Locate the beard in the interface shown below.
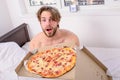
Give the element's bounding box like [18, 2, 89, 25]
[42, 26, 58, 37]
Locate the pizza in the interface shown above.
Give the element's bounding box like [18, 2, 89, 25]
[25, 47, 76, 78]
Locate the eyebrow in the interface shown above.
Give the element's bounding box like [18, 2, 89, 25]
[41, 17, 45, 19]
[41, 16, 52, 19]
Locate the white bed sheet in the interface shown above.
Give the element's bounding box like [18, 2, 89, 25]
[86, 47, 120, 80]
[0, 42, 27, 80]
[22, 42, 30, 53]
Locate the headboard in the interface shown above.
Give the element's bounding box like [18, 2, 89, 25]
[0, 23, 30, 47]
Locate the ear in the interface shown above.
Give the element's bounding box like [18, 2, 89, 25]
[57, 21, 60, 28]
[57, 25, 59, 28]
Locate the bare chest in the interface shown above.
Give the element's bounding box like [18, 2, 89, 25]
[41, 38, 65, 47]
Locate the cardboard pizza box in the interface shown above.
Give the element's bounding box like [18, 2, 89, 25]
[15, 42, 112, 80]
[75, 46, 112, 80]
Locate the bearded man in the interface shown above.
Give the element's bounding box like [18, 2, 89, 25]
[29, 6, 80, 51]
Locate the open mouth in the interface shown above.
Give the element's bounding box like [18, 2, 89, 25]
[46, 29, 52, 31]
[46, 28, 53, 33]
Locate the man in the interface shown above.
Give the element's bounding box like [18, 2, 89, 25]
[29, 6, 80, 51]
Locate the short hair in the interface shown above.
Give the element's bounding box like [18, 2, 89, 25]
[37, 6, 61, 22]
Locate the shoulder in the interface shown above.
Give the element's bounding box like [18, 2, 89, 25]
[31, 32, 43, 41]
[60, 29, 77, 37]
[60, 29, 73, 34]
[30, 32, 44, 45]
[60, 29, 80, 47]
[29, 32, 43, 51]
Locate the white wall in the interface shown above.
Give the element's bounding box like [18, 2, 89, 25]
[4, 0, 120, 48]
[0, 0, 13, 36]
[60, 15, 120, 48]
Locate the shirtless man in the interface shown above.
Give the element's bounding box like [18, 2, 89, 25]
[29, 6, 80, 51]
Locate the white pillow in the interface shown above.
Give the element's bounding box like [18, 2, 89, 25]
[0, 42, 26, 72]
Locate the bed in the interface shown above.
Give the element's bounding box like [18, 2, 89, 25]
[0, 23, 119, 80]
[0, 23, 34, 80]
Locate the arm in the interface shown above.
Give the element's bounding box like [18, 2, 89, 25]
[70, 34, 80, 47]
[29, 33, 42, 52]
[74, 35, 80, 47]
[63, 29, 80, 47]
[29, 40, 35, 52]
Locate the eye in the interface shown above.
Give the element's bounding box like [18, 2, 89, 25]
[49, 18, 53, 22]
[41, 19, 46, 22]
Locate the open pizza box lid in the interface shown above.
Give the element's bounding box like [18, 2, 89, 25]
[15, 42, 112, 80]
